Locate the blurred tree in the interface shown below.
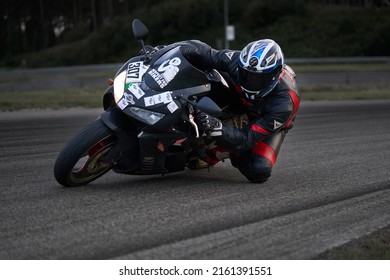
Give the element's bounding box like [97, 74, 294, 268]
[0, 0, 388, 67]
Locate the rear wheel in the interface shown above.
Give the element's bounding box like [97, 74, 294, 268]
[54, 119, 117, 187]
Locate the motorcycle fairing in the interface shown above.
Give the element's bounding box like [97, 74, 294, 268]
[144, 46, 208, 91]
[114, 46, 211, 130]
[108, 42, 219, 175]
[128, 130, 187, 175]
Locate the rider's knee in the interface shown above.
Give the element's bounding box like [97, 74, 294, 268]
[246, 156, 273, 183]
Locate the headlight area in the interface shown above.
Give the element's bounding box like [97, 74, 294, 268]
[129, 107, 165, 125]
[113, 71, 127, 103]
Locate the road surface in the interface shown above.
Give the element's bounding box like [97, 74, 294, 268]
[0, 100, 389, 259]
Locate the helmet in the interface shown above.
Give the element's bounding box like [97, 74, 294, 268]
[238, 39, 284, 98]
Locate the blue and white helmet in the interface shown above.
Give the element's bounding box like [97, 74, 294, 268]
[238, 39, 284, 98]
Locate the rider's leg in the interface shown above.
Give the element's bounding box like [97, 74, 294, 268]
[231, 130, 286, 183]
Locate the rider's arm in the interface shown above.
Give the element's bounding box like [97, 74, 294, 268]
[180, 40, 239, 74]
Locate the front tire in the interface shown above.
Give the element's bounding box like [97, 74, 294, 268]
[54, 118, 117, 187]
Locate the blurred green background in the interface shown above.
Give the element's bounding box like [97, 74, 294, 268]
[1, 0, 389, 68]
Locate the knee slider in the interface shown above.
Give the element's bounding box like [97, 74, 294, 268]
[246, 156, 273, 183]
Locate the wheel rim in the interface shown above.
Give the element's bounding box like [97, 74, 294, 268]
[69, 135, 116, 184]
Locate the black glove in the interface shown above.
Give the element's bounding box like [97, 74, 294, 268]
[196, 112, 223, 137]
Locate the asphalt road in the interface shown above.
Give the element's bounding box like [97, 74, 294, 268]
[0, 100, 390, 260]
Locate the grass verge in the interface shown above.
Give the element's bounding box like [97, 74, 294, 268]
[314, 225, 390, 259]
[0, 88, 103, 111]
[0, 84, 389, 111]
[290, 62, 390, 73]
[300, 84, 390, 101]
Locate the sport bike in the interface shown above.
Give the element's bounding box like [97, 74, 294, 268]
[54, 19, 241, 187]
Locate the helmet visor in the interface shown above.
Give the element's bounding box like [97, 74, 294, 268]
[238, 66, 281, 95]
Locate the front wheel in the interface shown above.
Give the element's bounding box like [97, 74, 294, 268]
[54, 118, 117, 187]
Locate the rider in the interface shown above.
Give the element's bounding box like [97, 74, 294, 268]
[180, 39, 300, 183]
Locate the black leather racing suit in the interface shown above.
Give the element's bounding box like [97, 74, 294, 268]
[181, 40, 300, 183]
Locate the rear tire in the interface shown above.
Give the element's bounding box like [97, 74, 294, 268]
[54, 119, 117, 187]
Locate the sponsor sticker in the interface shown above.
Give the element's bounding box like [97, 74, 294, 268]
[118, 98, 128, 110]
[151, 91, 173, 105]
[124, 92, 135, 105]
[148, 69, 168, 88]
[161, 91, 173, 104]
[144, 96, 155, 107]
[153, 94, 164, 105]
[148, 57, 181, 88]
[167, 101, 179, 113]
[142, 92, 173, 107]
[128, 83, 145, 99]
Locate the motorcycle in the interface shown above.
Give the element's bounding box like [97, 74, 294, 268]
[54, 19, 242, 187]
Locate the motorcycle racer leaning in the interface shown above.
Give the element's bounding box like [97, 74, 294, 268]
[180, 39, 300, 183]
